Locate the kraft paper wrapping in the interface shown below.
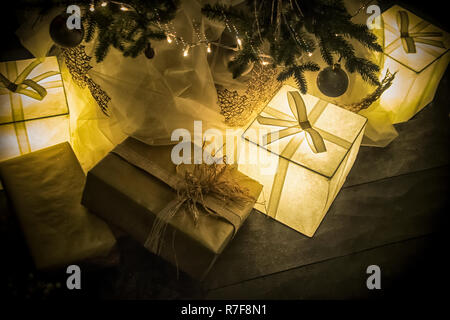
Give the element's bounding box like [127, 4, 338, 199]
[0, 142, 116, 270]
[0, 57, 70, 161]
[379, 5, 450, 123]
[82, 137, 262, 280]
[238, 85, 367, 237]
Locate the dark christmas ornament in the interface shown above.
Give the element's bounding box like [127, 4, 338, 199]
[144, 42, 155, 59]
[316, 64, 349, 97]
[49, 13, 84, 48]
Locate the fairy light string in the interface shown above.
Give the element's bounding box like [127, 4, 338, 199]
[85, 1, 273, 64]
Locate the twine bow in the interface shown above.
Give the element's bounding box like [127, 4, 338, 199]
[396, 10, 445, 54]
[256, 91, 326, 153]
[0, 58, 60, 100]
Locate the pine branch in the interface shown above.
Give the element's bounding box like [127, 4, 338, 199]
[204, 0, 384, 91]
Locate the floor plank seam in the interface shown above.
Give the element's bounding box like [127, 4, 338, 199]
[343, 163, 449, 190]
[207, 232, 437, 292]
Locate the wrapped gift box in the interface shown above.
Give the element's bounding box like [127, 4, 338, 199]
[379, 5, 450, 123]
[0, 56, 70, 161]
[0, 143, 116, 270]
[82, 137, 262, 280]
[238, 85, 367, 237]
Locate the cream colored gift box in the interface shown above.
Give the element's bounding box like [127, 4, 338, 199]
[237, 85, 367, 237]
[379, 5, 449, 124]
[0, 56, 69, 161]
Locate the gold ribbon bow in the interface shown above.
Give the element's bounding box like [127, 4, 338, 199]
[257, 91, 326, 153]
[0, 58, 60, 100]
[396, 10, 445, 54]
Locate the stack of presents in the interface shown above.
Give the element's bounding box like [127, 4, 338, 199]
[0, 5, 448, 280]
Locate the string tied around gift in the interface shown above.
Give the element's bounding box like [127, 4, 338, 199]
[0, 58, 60, 100]
[397, 10, 445, 54]
[111, 139, 255, 260]
[256, 91, 327, 153]
[146, 161, 254, 257]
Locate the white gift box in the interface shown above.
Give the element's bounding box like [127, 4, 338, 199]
[238, 85, 367, 237]
[0, 56, 70, 161]
[380, 5, 450, 123]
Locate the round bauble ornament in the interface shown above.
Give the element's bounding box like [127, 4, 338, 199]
[49, 13, 84, 47]
[316, 64, 349, 97]
[144, 43, 155, 59]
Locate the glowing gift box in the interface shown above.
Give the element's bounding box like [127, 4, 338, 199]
[238, 85, 367, 237]
[0, 57, 69, 161]
[380, 5, 450, 123]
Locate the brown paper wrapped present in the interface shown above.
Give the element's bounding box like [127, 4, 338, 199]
[82, 137, 262, 280]
[0, 142, 116, 270]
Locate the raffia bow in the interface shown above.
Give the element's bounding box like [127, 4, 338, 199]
[0, 58, 60, 100]
[147, 161, 254, 255]
[396, 10, 445, 54]
[257, 91, 326, 153]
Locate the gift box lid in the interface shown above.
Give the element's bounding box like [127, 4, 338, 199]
[0, 56, 68, 125]
[383, 5, 450, 73]
[242, 85, 367, 178]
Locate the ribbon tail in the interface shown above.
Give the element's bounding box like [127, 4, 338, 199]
[257, 115, 297, 127]
[16, 79, 47, 100]
[413, 38, 446, 49]
[401, 36, 417, 53]
[14, 58, 45, 84]
[262, 126, 302, 145]
[144, 198, 187, 255]
[304, 128, 327, 153]
[30, 70, 60, 83]
[0, 73, 15, 90]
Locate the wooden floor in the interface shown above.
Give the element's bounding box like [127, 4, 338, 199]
[0, 1, 448, 300]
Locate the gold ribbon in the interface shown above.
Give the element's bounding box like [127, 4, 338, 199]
[252, 91, 352, 220]
[0, 58, 60, 100]
[257, 91, 326, 153]
[0, 58, 62, 155]
[111, 139, 253, 256]
[386, 10, 445, 54]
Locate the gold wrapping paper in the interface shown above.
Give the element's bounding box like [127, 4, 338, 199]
[238, 85, 367, 237]
[0, 57, 70, 161]
[82, 137, 262, 280]
[380, 5, 450, 123]
[0, 143, 116, 270]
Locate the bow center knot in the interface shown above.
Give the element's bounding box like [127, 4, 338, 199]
[299, 120, 312, 130]
[6, 82, 18, 92]
[400, 31, 410, 38]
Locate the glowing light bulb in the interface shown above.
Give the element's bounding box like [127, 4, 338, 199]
[207, 43, 211, 53]
[89, 4, 95, 11]
[101, 1, 108, 7]
[167, 35, 172, 43]
[183, 47, 189, 57]
[237, 37, 242, 46]
[261, 60, 269, 65]
[308, 52, 313, 57]
[120, 5, 128, 11]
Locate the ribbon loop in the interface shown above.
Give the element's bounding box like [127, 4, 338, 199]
[257, 91, 327, 153]
[397, 10, 445, 53]
[0, 58, 59, 101]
